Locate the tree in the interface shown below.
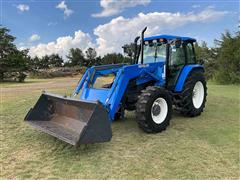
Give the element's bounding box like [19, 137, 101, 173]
[0, 27, 16, 58]
[85, 47, 97, 66]
[195, 41, 217, 80]
[94, 56, 102, 66]
[66, 48, 85, 66]
[39, 55, 50, 69]
[214, 31, 240, 84]
[0, 26, 17, 80]
[0, 26, 30, 82]
[4, 49, 30, 82]
[122, 43, 138, 60]
[48, 54, 63, 67]
[30, 56, 41, 71]
[102, 53, 130, 65]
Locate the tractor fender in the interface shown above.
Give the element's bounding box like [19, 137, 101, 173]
[174, 64, 204, 92]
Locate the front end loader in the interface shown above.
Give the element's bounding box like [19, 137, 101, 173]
[25, 27, 207, 145]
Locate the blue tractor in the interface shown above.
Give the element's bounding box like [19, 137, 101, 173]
[25, 27, 207, 145]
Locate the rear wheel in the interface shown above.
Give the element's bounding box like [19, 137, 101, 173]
[174, 70, 207, 117]
[136, 87, 172, 133]
[114, 108, 123, 120]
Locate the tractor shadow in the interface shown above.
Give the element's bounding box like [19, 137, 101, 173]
[34, 109, 195, 158]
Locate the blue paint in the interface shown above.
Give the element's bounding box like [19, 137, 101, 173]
[81, 88, 109, 104]
[75, 63, 203, 121]
[75, 62, 165, 121]
[144, 35, 196, 42]
[74, 35, 203, 122]
[174, 64, 204, 92]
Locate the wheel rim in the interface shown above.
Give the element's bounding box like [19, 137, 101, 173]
[192, 81, 204, 109]
[151, 98, 168, 124]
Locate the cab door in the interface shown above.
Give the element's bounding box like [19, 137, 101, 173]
[167, 42, 186, 89]
[185, 42, 197, 64]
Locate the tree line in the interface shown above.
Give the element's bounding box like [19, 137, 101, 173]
[0, 26, 239, 84]
[0, 27, 131, 81]
[194, 31, 240, 84]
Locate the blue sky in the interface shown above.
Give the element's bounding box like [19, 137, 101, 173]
[1, 0, 239, 58]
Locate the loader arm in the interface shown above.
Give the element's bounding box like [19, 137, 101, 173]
[75, 62, 165, 121]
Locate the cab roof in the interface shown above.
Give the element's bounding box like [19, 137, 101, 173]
[144, 35, 196, 42]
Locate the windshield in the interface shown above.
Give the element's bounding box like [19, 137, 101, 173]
[139, 42, 166, 64]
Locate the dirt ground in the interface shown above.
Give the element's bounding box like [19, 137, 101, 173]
[1, 77, 80, 94]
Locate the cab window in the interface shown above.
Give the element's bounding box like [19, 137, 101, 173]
[141, 42, 166, 64]
[186, 43, 196, 64]
[170, 44, 185, 66]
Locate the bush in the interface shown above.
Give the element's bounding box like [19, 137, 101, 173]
[3, 72, 27, 82]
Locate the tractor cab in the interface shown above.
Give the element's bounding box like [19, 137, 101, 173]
[141, 35, 197, 89]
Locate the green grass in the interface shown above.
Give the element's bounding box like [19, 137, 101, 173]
[1, 78, 239, 179]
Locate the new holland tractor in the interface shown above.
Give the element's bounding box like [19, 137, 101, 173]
[25, 27, 207, 145]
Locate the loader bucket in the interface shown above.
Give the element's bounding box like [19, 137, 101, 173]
[24, 93, 112, 145]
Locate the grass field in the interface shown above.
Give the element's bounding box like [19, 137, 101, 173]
[1, 77, 239, 179]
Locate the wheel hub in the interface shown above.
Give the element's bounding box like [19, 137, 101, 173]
[151, 98, 168, 124]
[193, 90, 196, 97]
[152, 104, 161, 116]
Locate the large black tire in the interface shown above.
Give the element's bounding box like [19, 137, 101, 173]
[174, 70, 207, 117]
[136, 86, 172, 133]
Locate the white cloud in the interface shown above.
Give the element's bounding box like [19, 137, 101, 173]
[192, 4, 200, 8]
[56, 1, 73, 19]
[29, 34, 40, 42]
[17, 4, 29, 12]
[92, 0, 151, 17]
[28, 31, 93, 60]
[94, 7, 229, 55]
[47, 22, 58, 26]
[26, 7, 228, 59]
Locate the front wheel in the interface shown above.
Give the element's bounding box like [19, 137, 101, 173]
[136, 87, 172, 133]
